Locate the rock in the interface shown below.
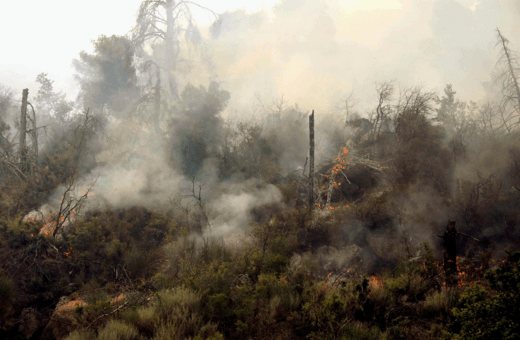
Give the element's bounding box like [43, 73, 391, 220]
[41, 294, 86, 340]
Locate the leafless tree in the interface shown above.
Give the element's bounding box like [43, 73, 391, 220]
[336, 90, 360, 123]
[131, 0, 217, 101]
[495, 28, 520, 127]
[51, 171, 97, 237]
[171, 176, 211, 234]
[370, 81, 394, 142]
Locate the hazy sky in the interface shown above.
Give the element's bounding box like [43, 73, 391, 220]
[0, 0, 278, 97]
[1, 0, 520, 113]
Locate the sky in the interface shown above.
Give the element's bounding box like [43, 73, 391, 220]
[0, 0, 278, 99]
[1, 0, 520, 113]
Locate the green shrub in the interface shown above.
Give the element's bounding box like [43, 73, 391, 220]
[341, 321, 381, 340]
[151, 286, 203, 338]
[422, 287, 460, 317]
[151, 272, 170, 290]
[63, 329, 95, 340]
[451, 251, 520, 340]
[289, 280, 351, 339]
[387, 270, 429, 302]
[124, 250, 157, 279]
[0, 273, 15, 330]
[134, 306, 156, 335]
[0, 274, 14, 303]
[194, 323, 224, 340]
[97, 320, 139, 340]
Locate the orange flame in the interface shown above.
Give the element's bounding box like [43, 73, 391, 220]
[369, 276, 384, 292]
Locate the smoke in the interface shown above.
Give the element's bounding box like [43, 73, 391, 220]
[200, 0, 520, 115]
[18, 0, 520, 273]
[207, 179, 284, 242]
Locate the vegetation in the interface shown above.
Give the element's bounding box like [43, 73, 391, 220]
[1, 1, 520, 339]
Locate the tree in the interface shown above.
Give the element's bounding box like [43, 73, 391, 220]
[369, 81, 394, 143]
[435, 84, 473, 162]
[393, 87, 452, 193]
[495, 28, 520, 130]
[0, 85, 14, 158]
[132, 0, 216, 102]
[34, 73, 73, 123]
[73, 35, 140, 115]
[168, 81, 230, 178]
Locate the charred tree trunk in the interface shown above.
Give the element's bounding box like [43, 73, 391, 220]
[19, 89, 28, 172]
[309, 110, 315, 207]
[443, 220, 458, 285]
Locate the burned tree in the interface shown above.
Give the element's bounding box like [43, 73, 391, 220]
[309, 110, 315, 206]
[497, 28, 520, 118]
[495, 28, 520, 129]
[19, 89, 28, 172]
[443, 220, 457, 282]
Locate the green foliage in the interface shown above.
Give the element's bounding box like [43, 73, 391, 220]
[0, 273, 15, 330]
[393, 92, 453, 194]
[0, 274, 14, 303]
[35, 73, 74, 122]
[149, 287, 203, 338]
[220, 121, 281, 182]
[64, 329, 96, 340]
[422, 287, 461, 317]
[168, 81, 230, 178]
[73, 35, 140, 113]
[451, 251, 520, 340]
[97, 320, 139, 340]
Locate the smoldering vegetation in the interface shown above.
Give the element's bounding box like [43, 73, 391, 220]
[1, 1, 520, 339]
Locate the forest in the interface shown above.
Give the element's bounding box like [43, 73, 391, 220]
[1, 1, 520, 339]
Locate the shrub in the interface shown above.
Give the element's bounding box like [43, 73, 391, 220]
[0, 274, 15, 303]
[387, 269, 430, 302]
[422, 287, 460, 317]
[289, 280, 351, 339]
[0, 273, 15, 330]
[124, 250, 157, 279]
[64, 329, 96, 340]
[97, 320, 139, 340]
[151, 286, 203, 338]
[451, 251, 520, 340]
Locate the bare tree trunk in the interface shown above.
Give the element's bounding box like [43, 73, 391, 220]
[309, 110, 315, 207]
[497, 28, 520, 114]
[154, 67, 162, 137]
[165, 0, 179, 101]
[19, 89, 28, 172]
[443, 220, 458, 285]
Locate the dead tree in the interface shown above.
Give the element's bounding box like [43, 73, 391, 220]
[370, 82, 394, 142]
[337, 90, 359, 123]
[443, 220, 458, 283]
[495, 28, 520, 125]
[309, 110, 315, 206]
[132, 0, 217, 101]
[52, 173, 96, 237]
[19, 89, 28, 171]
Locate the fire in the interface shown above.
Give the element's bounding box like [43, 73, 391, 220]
[369, 276, 384, 292]
[38, 207, 80, 236]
